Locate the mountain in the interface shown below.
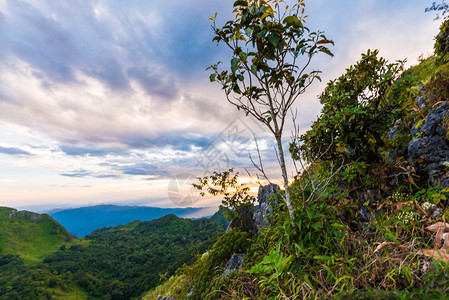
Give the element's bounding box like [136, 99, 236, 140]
[0, 207, 75, 264]
[49, 204, 205, 237]
[0, 212, 223, 299]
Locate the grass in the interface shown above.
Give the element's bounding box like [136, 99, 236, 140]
[46, 285, 90, 300]
[0, 206, 86, 264]
[142, 274, 190, 300]
[405, 55, 438, 88]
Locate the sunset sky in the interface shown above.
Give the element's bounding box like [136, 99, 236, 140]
[0, 0, 441, 213]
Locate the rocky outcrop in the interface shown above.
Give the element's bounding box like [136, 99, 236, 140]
[408, 102, 449, 187]
[9, 209, 42, 222]
[253, 183, 280, 232]
[222, 253, 245, 275]
[157, 296, 174, 300]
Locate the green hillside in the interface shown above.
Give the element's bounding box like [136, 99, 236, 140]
[0, 212, 223, 299]
[0, 207, 76, 264]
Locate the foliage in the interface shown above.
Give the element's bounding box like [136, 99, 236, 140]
[424, 62, 449, 104]
[403, 55, 438, 87]
[148, 45, 449, 299]
[435, 17, 449, 62]
[209, 207, 231, 230]
[0, 214, 222, 299]
[142, 274, 191, 300]
[179, 229, 252, 299]
[194, 169, 256, 233]
[426, 1, 449, 20]
[295, 49, 415, 165]
[0, 207, 75, 265]
[208, 0, 334, 220]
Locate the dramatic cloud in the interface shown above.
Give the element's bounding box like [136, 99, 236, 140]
[0, 0, 440, 211]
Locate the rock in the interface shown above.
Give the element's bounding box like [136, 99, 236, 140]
[358, 206, 371, 223]
[408, 102, 449, 187]
[253, 183, 280, 232]
[157, 296, 174, 300]
[9, 209, 42, 222]
[222, 253, 245, 276]
[422, 202, 444, 219]
[416, 94, 427, 110]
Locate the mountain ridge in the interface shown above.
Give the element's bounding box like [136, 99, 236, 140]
[49, 204, 207, 237]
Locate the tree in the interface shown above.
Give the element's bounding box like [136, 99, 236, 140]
[293, 50, 414, 164]
[208, 0, 333, 221]
[426, 1, 449, 19]
[193, 169, 256, 233]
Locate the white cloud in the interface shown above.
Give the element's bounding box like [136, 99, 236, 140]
[0, 0, 442, 211]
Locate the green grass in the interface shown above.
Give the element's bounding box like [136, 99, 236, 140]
[0, 206, 81, 264]
[44, 285, 90, 300]
[142, 274, 190, 300]
[405, 55, 438, 88]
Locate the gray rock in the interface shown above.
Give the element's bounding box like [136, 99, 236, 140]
[253, 184, 280, 231]
[222, 254, 245, 276]
[416, 95, 427, 110]
[408, 102, 449, 187]
[9, 209, 42, 222]
[157, 296, 174, 300]
[422, 202, 444, 219]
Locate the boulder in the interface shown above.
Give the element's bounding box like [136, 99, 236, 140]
[222, 253, 245, 276]
[408, 102, 449, 187]
[253, 183, 280, 231]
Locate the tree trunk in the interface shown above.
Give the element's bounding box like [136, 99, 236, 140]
[275, 134, 296, 221]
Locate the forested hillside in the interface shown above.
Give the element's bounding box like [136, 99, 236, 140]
[0, 207, 75, 264]
[0, 211, 222, 299]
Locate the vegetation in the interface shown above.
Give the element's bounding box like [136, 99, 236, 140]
[194, 169, 256, 233]
[0, 207, 75, 264]
[208, 0, 334, 220]
[6, 1, 449, 299]
[0, 212, 222, 299]
[294, 49, 414, 164]
[146, 3, 449, 299]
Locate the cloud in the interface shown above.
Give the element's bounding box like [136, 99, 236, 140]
[0, 145, 31, 156]
[122, 132, 211, 151]
[60, 170, 88, 178]
[60, 145, 125, 157]
[119, 163, 166, 176]
[61, 169, 120, 179]
[127, 66, 178, 98]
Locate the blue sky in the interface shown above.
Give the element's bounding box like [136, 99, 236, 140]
[0, 0, 441, 213]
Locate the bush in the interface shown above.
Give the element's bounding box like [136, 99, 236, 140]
[294, 49, 414, 164]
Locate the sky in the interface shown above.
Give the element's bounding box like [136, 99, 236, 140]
[0, 0, 441, 214]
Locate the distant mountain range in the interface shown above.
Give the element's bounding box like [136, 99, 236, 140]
[48, 205, 207, 237]
[0, 206, 223, 299]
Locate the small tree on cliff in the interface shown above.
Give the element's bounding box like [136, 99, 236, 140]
[208, 0, 333, 220]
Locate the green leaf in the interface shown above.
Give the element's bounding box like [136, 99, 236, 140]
[232, 83, 241, 94]
[233, 0, 247, 7]
[283, 15, 303, 28]
[209, 73, 216, 82]
[314, 255, 332, 261]
[231, 57, 238, 73]
[268, 33, 279, 47]
[319, 46, 334, 57]
[245, 27, 253, 36]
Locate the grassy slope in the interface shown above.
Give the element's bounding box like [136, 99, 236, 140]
[0, 207, 85, 264]
[143, 56, 448, 300]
